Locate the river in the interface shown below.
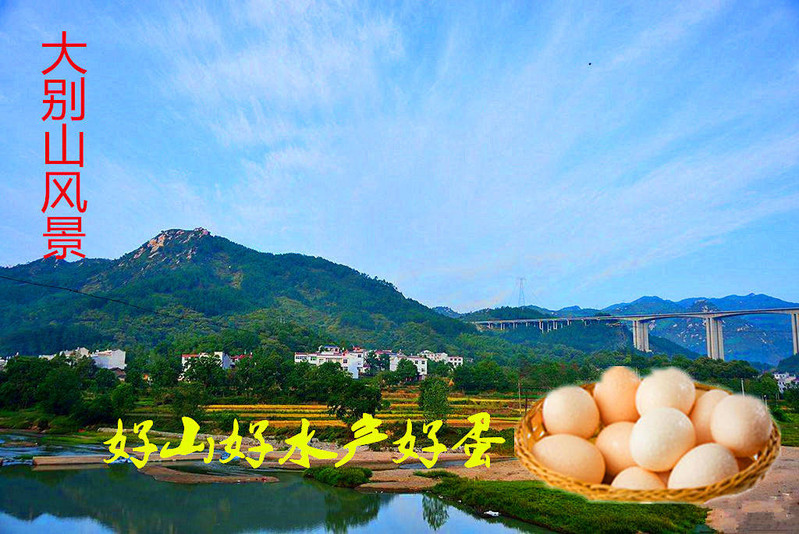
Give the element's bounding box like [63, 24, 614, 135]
[0, 434, 548, 533]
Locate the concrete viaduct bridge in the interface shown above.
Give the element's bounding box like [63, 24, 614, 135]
[472, 308, 799, 361]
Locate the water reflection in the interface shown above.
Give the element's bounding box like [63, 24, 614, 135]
[423, 494, 449, 530]
[0, 464, 543, 533]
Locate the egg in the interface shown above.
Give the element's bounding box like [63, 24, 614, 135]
[690, 389, 729, 444]
[532, 434, 605, 484]
[636, 367, 696, 416]
[594, 366, 640, 424]
[611, 466, 666, 490]
[595, 422, 636, 476]
[630, 407, 695, 472]
[668, 443, 738, 489]
[710, 395, 772, 457]
[542, 386, 600, 438]
[657, 470, 671, 486]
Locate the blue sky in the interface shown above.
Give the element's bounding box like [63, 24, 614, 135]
[1, 1, 798, 312]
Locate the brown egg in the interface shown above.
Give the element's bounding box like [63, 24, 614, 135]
[532, 434, 605, 484]
[710, 395, 772, 457]
[611, 466, 666, 490]
[595, 422, 636, 476]
[630, 407, 695, 472]
[542, 386, 600, 438]
[657, 470, 671, 486]
[668, 443, 738, 489]
[594, 366, 640, 424]
[690, 389, 729, 444]
[636, 368, 696, 416]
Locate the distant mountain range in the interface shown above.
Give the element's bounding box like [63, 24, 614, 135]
[2, 228, 793, 368]
[441, 294, 798, 366]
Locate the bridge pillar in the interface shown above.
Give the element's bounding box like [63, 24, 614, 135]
[632, 320, 651, 353]
[705, 318, 725, 360]
[792, 313, 799, 355]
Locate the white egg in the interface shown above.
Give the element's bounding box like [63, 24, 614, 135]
[689, 389, 729, 444]
[710, 395, 772, 457]
[668, 443, 738, 489]
[636, 367, 696, 416]
[542, 386, 600, 438]
[594, 366, 640, 424]
[611, 466, 666, 490]
[595, 422, 636, 477]
[532, 434, 605, 484]
[630, 407, 695, 472]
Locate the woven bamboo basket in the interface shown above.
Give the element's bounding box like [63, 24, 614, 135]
[514, 382, 781, 503]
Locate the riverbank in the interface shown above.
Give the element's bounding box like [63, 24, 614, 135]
[3, 427, 796, 534]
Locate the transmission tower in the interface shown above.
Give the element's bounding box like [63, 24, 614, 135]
[517, 277, 526, 307]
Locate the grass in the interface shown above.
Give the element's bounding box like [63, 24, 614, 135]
[429, 477, 709, 534]
[413, 469, 457, 479]
[303, 466, 373, 488]
[776, 410, 799, 446]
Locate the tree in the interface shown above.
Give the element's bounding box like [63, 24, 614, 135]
[395, 359, 418, 383]
[93, 368, 119, 392]
[233, 353, 286, 399]
[0, 357, 51, 409]
[170, 383, 207, 421]
[365, 351, 390, 375]
[74, 356, 98, 386]
[418, 376, 450, 422]
[149, 353, 181, 388]
[428, 360, 453, 377]
[305, 362, 352, 402]
[183, 355, 227, 391]
[37, 366, 82, 415]
[328, 381, 382, 424]
[111, 382, 137, 416]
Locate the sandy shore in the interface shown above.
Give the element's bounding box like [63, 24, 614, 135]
[139, 465, 278, 484]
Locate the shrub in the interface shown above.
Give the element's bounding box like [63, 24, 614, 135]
[303, 466, 373, 488]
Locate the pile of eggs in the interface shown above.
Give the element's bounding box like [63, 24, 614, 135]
[531, 366, 773, 490]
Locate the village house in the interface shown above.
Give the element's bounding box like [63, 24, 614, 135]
[416, 350, 464, 367]
[38, 347, 126, 371]
[294, 345, 365, 378]
[91, 349, 127, 370]
[292, 346, 467, 379]
[774, 372, 797, 394]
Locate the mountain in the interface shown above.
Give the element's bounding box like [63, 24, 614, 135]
[432, 306, 462, 319]
[5, 228, 789, 365]
[603, 295, 797, 366]
[455, 294, 798, 366]
[0, 228, 471, 356]
[447, 305, 699, 358]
